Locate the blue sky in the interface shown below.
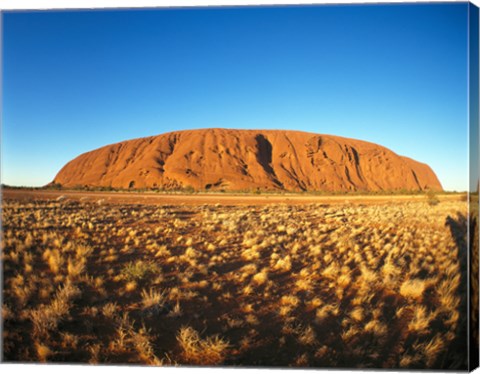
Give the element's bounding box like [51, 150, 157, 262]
[2, 3, 470, 190]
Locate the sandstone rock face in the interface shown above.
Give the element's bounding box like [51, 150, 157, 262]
[53, 128, 442, 192]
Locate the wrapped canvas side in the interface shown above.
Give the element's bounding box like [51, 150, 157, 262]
[469, 2, 480, 371]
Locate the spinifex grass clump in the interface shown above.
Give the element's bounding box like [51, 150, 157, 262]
[2, 197, 468, 369]
[120, 261, 159, 282]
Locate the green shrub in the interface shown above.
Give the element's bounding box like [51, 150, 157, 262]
[426, 190, 440, 206]
[120, 261, 159, 282]
[183, 185, 195, 194]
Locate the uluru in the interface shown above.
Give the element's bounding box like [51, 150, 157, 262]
[53, 128, 442, 192]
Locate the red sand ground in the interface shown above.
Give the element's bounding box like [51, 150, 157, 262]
[2, 189, 460, 206]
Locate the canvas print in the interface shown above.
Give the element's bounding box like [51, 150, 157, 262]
[1, 1, 479, 371]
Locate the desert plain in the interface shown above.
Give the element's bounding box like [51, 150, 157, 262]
[1, 188, 469, 369]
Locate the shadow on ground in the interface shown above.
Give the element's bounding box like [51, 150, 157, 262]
[445, 212, 469, 369]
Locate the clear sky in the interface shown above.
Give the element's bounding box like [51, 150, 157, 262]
[2, 2, 470, 190]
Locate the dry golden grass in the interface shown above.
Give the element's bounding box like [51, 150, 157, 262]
[177, 326, 230, 365]
[1, 196, 468, 369]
